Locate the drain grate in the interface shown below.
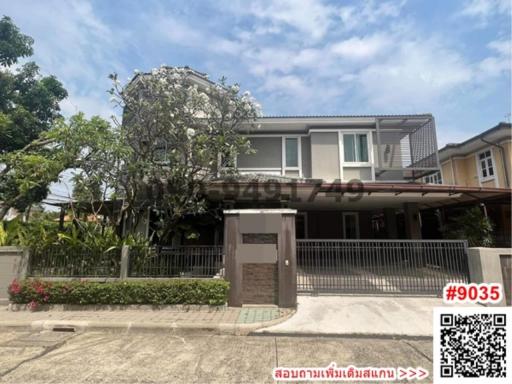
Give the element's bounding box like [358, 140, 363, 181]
[52, 326, 75, 332]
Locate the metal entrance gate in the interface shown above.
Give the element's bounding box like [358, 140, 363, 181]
[297, 239, 470, 295]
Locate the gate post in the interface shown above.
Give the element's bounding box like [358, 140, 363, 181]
[223, 209, 297, 307]
[278, 212, 297, 307]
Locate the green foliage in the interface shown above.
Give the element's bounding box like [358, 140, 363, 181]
[0, 222, 7, 246]
[0, 16, 33, 67]
[3, 217, 60, 253]
[4, 217, 149, 255]
[9, 279, 229, 306]
[0, 59, 67, 152]
[442, 206, 494, 247]
[0, 113, 115, 220]
[0, 16, 70, 219]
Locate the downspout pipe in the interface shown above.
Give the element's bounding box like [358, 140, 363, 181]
[481, 138, 510, 187]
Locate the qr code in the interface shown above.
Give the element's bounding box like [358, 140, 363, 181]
[434, 307, 512, 384]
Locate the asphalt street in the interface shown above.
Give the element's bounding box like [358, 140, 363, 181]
[0, 329, 433, 383]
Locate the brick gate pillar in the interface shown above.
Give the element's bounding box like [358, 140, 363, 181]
[223, 209, 297, 308]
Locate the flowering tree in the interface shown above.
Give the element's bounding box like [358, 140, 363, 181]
[108, 67, 260, 242]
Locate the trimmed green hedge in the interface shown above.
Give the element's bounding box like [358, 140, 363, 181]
[8, 279, 229, 306]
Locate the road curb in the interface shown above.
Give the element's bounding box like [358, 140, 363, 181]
[250, 330, 433, 340]
[0, 320, 244, 335]
[0, 309, 296, 336]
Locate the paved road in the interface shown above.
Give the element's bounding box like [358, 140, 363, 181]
[0, 330, 432, 383]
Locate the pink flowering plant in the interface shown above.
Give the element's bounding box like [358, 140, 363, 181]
[8, 279, 229, 306]
[8, 279, 54, 309]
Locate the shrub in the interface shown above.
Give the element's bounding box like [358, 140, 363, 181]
[442, 206, 494, 247]
[8, 279, 229, 307]
[5, 217, 150, 255]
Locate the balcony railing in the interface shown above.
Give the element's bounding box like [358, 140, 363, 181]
[374, 116, 439, 180]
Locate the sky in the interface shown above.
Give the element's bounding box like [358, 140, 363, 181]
[2, 0, 511, 202]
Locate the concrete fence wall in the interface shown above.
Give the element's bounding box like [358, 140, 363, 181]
[468, 247, 512, 306]
[0, 245, 133, 302]
[0, 247, 29, 302]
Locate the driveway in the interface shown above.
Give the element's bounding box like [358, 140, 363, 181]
[0, 330, 432, 383]
[256, 295, 481, 337]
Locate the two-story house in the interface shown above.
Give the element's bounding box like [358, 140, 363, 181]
[432, 123, 511, 246]
[202, 116, 511, 245]
[112, 67, 510, 246]
[205, 114, 441, 241]
[439, 122, 511, 188]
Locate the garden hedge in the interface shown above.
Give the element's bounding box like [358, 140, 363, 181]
[8, 279, 229, 306]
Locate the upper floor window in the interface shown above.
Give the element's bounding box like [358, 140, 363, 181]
[343, 134, 368, 163]
[425, 171, 442, 184]
[285, 137, 299, 168]
[478, 149, 494, 181]
[153, 140, 169, 163]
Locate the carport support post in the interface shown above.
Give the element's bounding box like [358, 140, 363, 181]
[384, 208, 398, 239]
[404, 203, 422, 239]
[404, 202, 425, 268]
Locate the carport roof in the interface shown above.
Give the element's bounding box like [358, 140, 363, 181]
[207, 181, 511, 210]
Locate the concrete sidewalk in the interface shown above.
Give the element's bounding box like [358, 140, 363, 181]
[0, 305, 294, 335]
[256, 295, 481, 338]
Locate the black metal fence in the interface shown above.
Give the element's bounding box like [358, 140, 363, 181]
[128, 246, 224, 278]
[28, 246, 121, 277]
[297, 239, 469, 295]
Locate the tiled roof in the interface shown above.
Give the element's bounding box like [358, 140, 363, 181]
[439, 122, 511, 152]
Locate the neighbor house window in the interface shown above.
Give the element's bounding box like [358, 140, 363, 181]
[285, 137, 299, 168]
[478, 149, 494, 180]
[425, 172, 442, 184]
[343, 134, 368, 163]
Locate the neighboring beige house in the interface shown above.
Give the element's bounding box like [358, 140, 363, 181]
[438, 122, 511, 188]
[434, 122, 511, 246]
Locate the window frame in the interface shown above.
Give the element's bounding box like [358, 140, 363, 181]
[282, 135, 302, 176]
[425, 171, 442, 184]
[339, 132, 372, 166]
[338, 130, 374, 181]
[476, 148, 496, 183]
[153, 140, 170, 164]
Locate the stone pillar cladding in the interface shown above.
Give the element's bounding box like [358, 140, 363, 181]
[242, 263, 278, 304]
[223, 209, 297, 307]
